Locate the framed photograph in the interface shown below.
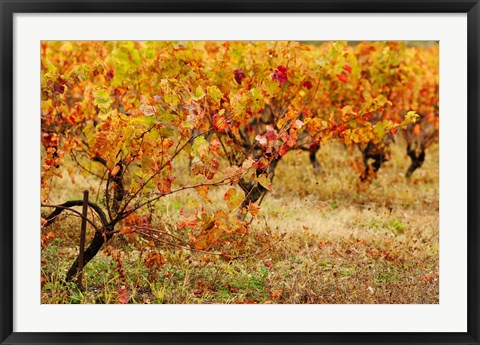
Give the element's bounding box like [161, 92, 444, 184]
[1, 1, 479, 344]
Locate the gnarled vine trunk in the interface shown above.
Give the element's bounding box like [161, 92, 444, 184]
[43, 199, 115, 282]
[406, 144, 426, 178]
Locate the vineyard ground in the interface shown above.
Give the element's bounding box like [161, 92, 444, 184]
[42, 139, 439, 304]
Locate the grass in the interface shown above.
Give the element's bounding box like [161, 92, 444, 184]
[41, 138, 439, 304]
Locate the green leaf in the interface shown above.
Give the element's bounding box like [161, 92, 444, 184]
[193, 86, 205, 101]
[192, 135, 209, 158]
[224, 188, 244, 211]
[207, 85, 223, 105]
[157, 126, 175, 138]
[158, 111, 177, 125]
[374, 120, 389, 141]
[93, 89, 113, 112]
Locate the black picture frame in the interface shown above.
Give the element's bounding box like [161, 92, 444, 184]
[1, 1, 479, 344]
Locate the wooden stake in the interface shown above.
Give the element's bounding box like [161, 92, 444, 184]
[77, 190, 89, 290]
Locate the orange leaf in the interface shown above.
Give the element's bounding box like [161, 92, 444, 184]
[269, 289, 283, 301]
[413, 123, 421, 135]
[157, 176, 174, 194]
[110, 165, 120, 177]
[213, 113, 229, 132]
[248, 202, 261, 217]
[119, 226, 135, 235]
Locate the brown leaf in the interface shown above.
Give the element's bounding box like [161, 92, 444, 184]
[117, 285, 129, 304]
[269, 289, 283, 301]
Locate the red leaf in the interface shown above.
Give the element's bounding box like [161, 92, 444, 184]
[272, 65, 288, 87]
[253, 157, 269, 170]
[343, 63, 352, 74]
[278, 144, 289, 156]
[106, 69, 115, 80]
[337, 71, 349, 83]
[53, 83, 65, 94]
[303, 80, 313, 90]
[234, 69, 246, 84]
[265, 129, 278, 142]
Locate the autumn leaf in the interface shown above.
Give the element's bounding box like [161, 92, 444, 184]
[265, 128, 278, 142]
[257, 174, 271, 190]
[234, 69, 246, 84]
[407, 111, 420, 123]
[192, 136, 209, 158]
[253, 157, 269, 170]
[117, 285, 129, 304]
[195, 185, 211, 203]
[106, 69, 114, 80]
[193, 86, 205, 100]
[292, 119, 304, 130]
[119, 226, 135, 235]
[269, 289, 283, 301]
[144, 251, 166, 269]
[207, 85, 223, 105]
[209, 138, 222, 153]
[224, 188, 244, 210]
[110, 165, 120, 177]
[413, 123, 421, 135]
[272, 65, 288, 87]
[53, 82, 65, 94]
[255, 134, 267, 146]
[337, 71, 349, 83]
[157, 176, 174, 194]
[205, 157, 220, 180]
[93, 88, 112, 112]
[140, 103, 156, 117]
[212, 113, 229, 132]
[374, 120, 389, 141]
[302, 80, 313, 90]
[248, 202, 261, 216]
[343, 62, 353, 73]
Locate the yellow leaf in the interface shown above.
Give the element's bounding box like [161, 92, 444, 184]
[224, 188, 244, 211]
[195, 185, 211, 203]
[256, 174, 271, 190]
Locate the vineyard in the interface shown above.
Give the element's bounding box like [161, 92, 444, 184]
[41, 41, 439, 304]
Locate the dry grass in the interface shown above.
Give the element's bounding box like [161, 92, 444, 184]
[41, 138, 439, 304]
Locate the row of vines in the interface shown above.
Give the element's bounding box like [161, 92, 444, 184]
[41, 41, 438, 283]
